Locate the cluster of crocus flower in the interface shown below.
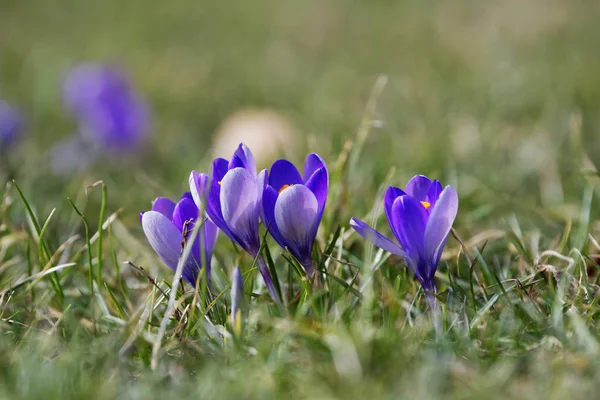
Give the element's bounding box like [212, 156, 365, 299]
[142, 143, 328, 307]
[141, 142, 459, 319]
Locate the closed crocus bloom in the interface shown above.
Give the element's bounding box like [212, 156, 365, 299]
[195, 143, 261, 254]
[350, 175, 458, 305]
[141, 192, 218, 286]
[193, 143, 281, 305]
[188, 171, 210, 214]
[63, 63, 149, 152]
[0, 100, 24, 152]
[262, 153, 328, 275]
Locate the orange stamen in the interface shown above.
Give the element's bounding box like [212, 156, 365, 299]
[279, 184, 293, 194]
[421, 201, 431, 210]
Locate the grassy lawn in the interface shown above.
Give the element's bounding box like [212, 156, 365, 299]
[1, 0, 600, 398]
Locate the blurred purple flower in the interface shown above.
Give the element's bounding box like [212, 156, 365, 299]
[63, 63, 149, 152]
[141, 192, 218, 286]
[262, 153, 328, 275]
[350, 175, 458, 304]
[191, 143, 281, 305]
[0, 100, 24, 152]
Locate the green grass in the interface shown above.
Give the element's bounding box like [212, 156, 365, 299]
[2, 0, 600, 398]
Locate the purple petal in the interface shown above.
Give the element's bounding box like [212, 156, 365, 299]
[404, 175, 432, 201]
[256, 169, 268, 222]
[256, 254, 281, 305]
[206, 158, 233, 236]
[172, 197, 198, 233]
[384, 186, 405, 225]
[220, 167, 261, 251]
[151, 197, 176, 220]
[349, 218, 405, 256]
[228, 143, 257, 176]
[426, 180, 443, 209]
[181, 259, 201, 287]
[274, 185, 318, 261]
[268, 159, 303, 192]
[304, 166, 328, 234]
[203, 218, 219, 283]
[303, 153, 326, 182]
[424, 185, 458, 267]
[173, 197, 203, 284]
[304, 167, 328, 210]
[141, 211, 182, 272]
[212, 157, 230, 181]
[390, 195, 428, 272]
[189, 171, 210, 209]
[262, 185, 287, 249]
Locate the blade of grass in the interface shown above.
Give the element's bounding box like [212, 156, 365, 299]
[13, 180, 63, 300]
[104, 282, 128, 320]
[68, 198, 94, 295]
[86, 181, 108, 289]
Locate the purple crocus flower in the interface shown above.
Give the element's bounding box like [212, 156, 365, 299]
[141, 192, 218, 286]
[191, 143, 281, 305]
[63, 63, 149, 152]
[0, 100, 24, 152]
[350, 175, 458, 304]
[261, 154, 328, 275]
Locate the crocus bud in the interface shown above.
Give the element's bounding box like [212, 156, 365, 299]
[231, 266, 245, 336]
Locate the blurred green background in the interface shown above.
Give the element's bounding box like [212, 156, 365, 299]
[2, 0, 600, 228]
[3, 2, 600, 398]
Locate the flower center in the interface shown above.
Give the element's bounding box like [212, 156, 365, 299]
[420, 201, 431, 210]
[218, 181, 222, 185]
[279, 184, 293, 194]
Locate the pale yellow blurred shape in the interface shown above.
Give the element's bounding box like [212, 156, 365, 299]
[212, 108, 299, 168]
[450, 115, 481, 158]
